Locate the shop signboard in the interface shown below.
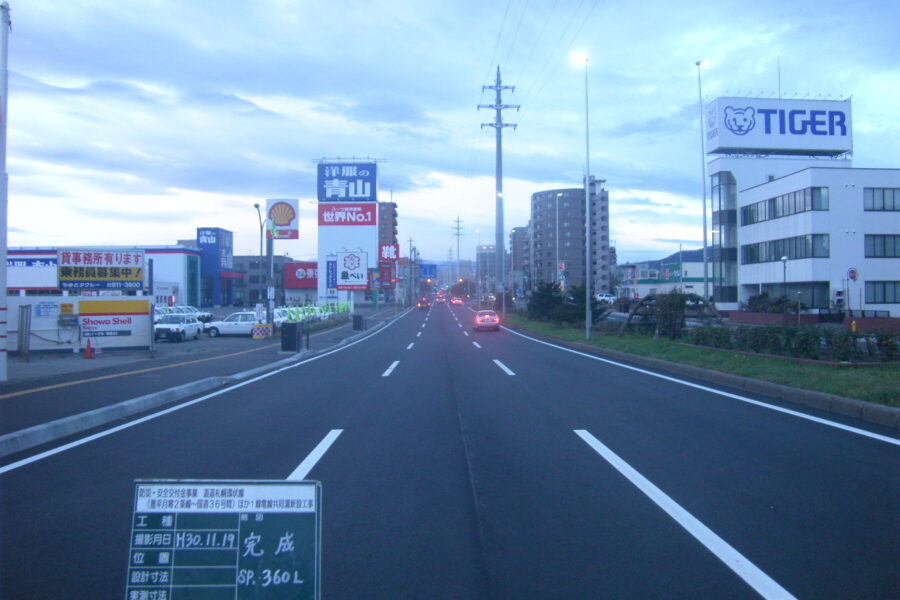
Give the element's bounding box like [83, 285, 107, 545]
[58, 249, 144, 291]
[126, 480, 321, 600]
[336, 252, 368, 291]
[378, 261, 395, 289]
[266, 198, 299, 240]
[317, 162, 377, 202]
[78, 299, 151, 346]
[706, 97, 852, 156]
[379, 243, 399, 262]
[283, 262, 317, 290]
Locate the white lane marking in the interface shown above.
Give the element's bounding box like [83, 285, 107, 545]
[575, 429, 796, 599]
[287, 429, 343, 480]
[463, 331, 469, 337]
[416, 331, 422, 337]
[458, 323, 462, 328]
[472, 342, 482, 349]
[406, 342, 414, 350]
[0, 309, 416, 475]
[421, 323, 426, 328]
[505, 328, 899, 447]
[382, 360, 400, 377]
[493, 359, 515, 376]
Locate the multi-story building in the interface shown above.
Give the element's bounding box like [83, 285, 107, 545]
[378, 201, 398, 246]
[509, 225, 530, 293]
[528, 176, 611, 293]
[704, 96, 899, 315]
[475, 245, 497, 294]
[232, 254, 293, 307]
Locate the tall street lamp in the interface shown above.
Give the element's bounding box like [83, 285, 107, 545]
[696, 60, 709, 302]
[253, 203, 264, 308]
[572, 51, 591, 340]
[556, 192, 562, 287]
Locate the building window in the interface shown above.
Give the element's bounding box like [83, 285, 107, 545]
[865, 281, 900, 303]
[864, 188, 899, 211]
[741, 234, 829, 264]
[741, 187, 828, 225]
[865, 234, 899, 257]
[249, 275, 260, 284]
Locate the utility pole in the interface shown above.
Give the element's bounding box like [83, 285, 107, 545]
[479, 66, 518, 316]
[408, 237, 414, 306]
[453, 216, 463, 287]
[0, 3, 11, 381]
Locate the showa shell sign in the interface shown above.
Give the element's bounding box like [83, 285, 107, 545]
[266, 198, 299, 240]
[317, 162, 377, 202]
[58, 249, 144, 290]
[705, 97, 852, 156]
[336, 251, 368, 290]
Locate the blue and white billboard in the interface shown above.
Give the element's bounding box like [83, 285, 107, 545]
[317, 162, 377, 202]
[705, 97, 852, 157]
[419, 264, 437, 279]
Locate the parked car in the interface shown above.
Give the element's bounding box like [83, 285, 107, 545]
[473, 310, 501, 331]
[154, 314, 203, 342]
[179, 305, 213, 323]
[595, 293, 617, 305]
[205, 312, 259, 337]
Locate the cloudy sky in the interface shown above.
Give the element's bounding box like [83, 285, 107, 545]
[8, 0, 899, 263]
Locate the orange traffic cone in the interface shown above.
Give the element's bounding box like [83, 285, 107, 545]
[84, 338, 94, 359]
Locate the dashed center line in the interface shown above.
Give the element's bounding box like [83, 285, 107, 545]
[416, 331, 422, 337]
[406, 342, 414, 350]
[457, 323, 462, 328]
[382, 360, 400, 377]
[463, 331, 469, 336]
[472, 341, 481, 348]
[493, 359, 515, 375]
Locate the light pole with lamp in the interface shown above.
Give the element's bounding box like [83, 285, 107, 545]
[572, 51, 592, 340]
[696, 60, 710, 303]
[253, 203, 267, 322]
[556, 192, 562, 288]
[781, 255, 788, 320]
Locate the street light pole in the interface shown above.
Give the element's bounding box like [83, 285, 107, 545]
[781, 255, 788, 319]
[253, 203, 265, 315]
[556, 192, 561, 287]
[696, 60, 709, 303]
[581, 55, 591, 341]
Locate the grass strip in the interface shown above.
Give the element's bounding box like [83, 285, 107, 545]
[506, 314, 899, 407]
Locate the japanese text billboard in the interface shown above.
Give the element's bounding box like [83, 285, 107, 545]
[379, 243, 399, 262]
[317, 162, 377, 202]
[266, 198, 300, 240]
[336, 252, 368, 291]
[705, 97, 852, 156]
[58, 249, 144, 290]
[283, 262, 317, 289]
[379, 261, 395, 289]
[318, 203, 377, 226]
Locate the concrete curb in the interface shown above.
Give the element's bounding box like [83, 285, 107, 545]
[0, 376, 231, 458]
[0, 314, 400, 459]
[508, 327, 899, 429]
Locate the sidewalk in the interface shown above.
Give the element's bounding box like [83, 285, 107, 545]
[0, 305, 408, 455]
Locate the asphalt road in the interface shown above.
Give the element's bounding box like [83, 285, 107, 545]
[1, 302, 897, 599]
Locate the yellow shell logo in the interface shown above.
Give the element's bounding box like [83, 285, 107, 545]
[268, 202, 296, 226]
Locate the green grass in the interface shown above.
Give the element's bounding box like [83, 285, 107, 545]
[506, 314, 900, 407]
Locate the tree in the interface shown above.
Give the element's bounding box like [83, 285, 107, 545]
[526, 282, 564, 321]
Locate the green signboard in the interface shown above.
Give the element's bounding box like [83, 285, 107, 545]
[126, 480, 321, 599]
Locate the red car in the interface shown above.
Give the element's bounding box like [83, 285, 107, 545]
[473, 310, 500, 332]
[450, 297, 463, 305]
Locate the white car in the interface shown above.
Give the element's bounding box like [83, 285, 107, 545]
[154, 314, 203, 342]
[595, 293, 617, 304]
[205, 312, 259, 337]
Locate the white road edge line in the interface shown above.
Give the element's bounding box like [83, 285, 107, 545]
[575, 429, 796, 600]
[0, 309, 414, 475]
[287, 429, 343, 481]
[472, 342, 482, 349]
[382, 360, 400, 377]
[493, 359, 515, 376]
[406, 342, 414, 350]
[504, 328, 899, 446]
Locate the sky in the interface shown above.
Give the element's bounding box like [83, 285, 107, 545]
[7, 0, 900, 264]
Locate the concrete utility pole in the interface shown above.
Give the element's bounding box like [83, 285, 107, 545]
[479, 66, 518, 316]
[452, 216, 463, 286]
[0, 3, 11, 382]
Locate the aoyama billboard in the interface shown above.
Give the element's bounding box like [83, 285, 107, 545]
[705, 97, 852, 156]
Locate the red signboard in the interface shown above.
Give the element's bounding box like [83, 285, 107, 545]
[318, 203, 377, 226]
[378, 261, 395, 289]
[379, 243, 399, 261]
[283, 261, 318, 289]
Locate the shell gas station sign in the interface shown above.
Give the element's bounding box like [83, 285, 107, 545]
[266, 199, 299, 240]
